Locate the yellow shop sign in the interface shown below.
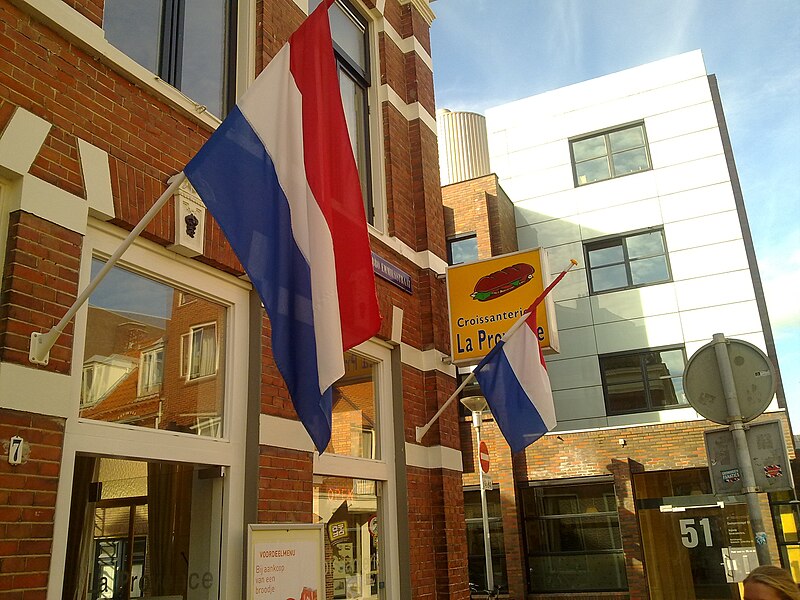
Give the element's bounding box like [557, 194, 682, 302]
[446, 248, 559, 365]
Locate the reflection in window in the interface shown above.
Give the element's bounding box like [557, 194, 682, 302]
[571, 123, 651, 186]
[62, 456, 223, 599]
[520, 481, 627, 593]
[585, 229, 670, 294]
[464, 488, 507, 592]
[600, 347, 687, 415]
[103, 0, 234, 117]
[81, 259, 226, 438]
[327, 352, 378, 459]
[314, 476, 380, 599]
[448, 234, 479, 265]
[138, 344, 164, 396]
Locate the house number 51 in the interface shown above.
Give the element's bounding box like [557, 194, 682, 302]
[679, 517, 713, 548]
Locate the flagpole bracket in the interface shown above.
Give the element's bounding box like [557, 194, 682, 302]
[29, 330, 56, 365]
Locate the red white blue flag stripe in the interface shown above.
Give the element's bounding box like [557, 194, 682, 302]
[474, 268, 571, 453]
[184, 0, 380, 452]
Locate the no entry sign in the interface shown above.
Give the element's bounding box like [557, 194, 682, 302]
[479, 441, 490, 473]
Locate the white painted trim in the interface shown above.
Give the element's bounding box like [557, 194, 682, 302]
[380, 83, 437, 134]
[379, 19, 433, 71]
[400, 343, 456, 376]
[405, 442, 463, 471]
[391, 306, 404, 345]
[259, 414, 315, 452]
[0, 363, 73, 417]
[47, 222, 251, 600]
[369, 229, 448, 275]
[0, 108, 116, 232]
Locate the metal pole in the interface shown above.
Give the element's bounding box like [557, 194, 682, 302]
[713, 332, 771, 565]
[473, 410, 494, 592]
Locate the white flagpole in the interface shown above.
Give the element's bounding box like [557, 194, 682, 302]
[29, 172, 187, 365]
[414, 259, 577, 444]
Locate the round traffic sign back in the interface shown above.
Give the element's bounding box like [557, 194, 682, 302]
[479, 441, 490, 473]
[683, 337, 776, 424]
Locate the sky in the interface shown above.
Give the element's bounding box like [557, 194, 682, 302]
[429, 1, 800, 424]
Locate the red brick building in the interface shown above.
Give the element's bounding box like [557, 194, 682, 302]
[0, 0, 468, 598]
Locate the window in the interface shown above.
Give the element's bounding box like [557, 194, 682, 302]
[311, 0, 374, 225]
[138, 344, 164, 396]
[103, 0, 236, 117]
[448, 233, 479, 265]
[329, 352, 379, 459]
[81, 258, 226, 437]
[600, 346, 688, 415]
[185, 323, 218, 380]
[585, 229, 670, 294]
[571, 123, 650, 186]
[464, 488, 507, 592]
[520, 481, 627, 593]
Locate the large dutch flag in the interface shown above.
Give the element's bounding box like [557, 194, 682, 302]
[474, 265, 573, 454]
[184, 0, 381, 453]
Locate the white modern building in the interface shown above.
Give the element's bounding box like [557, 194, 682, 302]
[447, 50, 794, 599]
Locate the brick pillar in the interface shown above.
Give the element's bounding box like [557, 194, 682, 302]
[610, 459, 648, 600]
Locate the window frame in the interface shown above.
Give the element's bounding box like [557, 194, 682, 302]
[463, 486, 508, 591]
[599, 345, 689, 416]
[184, 322, 219, 381]
[48, 221, 251, 598]
[570, 121, 652, 187]
[447, 232, 479, 266]
[137, 342, 165, 397]
[584, 227, 672, 295]
[102, 0, 239, 117]
[519, 479, 627, 593]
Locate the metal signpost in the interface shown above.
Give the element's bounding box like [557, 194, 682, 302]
[683, 333, 779, 566]
[462, 396, 494, 593]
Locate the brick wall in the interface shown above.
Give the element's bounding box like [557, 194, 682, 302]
[0, 211, 81, 374]
[0, 409, 64, 599]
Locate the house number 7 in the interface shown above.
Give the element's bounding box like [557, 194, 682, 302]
[8, 436, 23, 465]
[679, 517, 713, 548]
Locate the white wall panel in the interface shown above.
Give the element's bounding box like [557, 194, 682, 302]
[595, 313, 684, 354]
[506, 142, 569, 176]
[607, 406, 699, 428]
[574, 171, 659, 214]
[680, 300, 762, 341]
[684, 331, 767, 358]
[554, 416, 610, 432]
[542, 240, 584, 273]
[665, 210, 743, 252]
[515, 193, 579, 225]
[518, 218, 581, 250]
[590, 283, 679, 324]
[503, 163, 574, 199]
[654, 154, 731, 196]
[649, 128, 724, 169]
[552, 386, 607, 421]
[669, 240, 749, 280]
[646, 101, 718, 142]
[552, 297, 594, 330]
[578, 198, 663, 239]
[545, 325, 598, 362]
[674, 270, 756, 311]
[547, 356, 601, 390]
[660, 182, 737, 223]
[548, 269, 589, 302]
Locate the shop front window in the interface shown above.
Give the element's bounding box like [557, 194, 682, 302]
[62, 455, 223, 599]
[81, 259, 226, 437]
[314, 476, 381, 599]
[520, 480, 626, 593]
[769, 486, 800, 580]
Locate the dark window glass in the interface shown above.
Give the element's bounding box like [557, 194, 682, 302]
[520, 482, 627, 593]
[464, 489, 507, 592]
[571, 123, 651, 186]
[600, 347, 687, 415]
[585, 229, 670, 294]
[104, 0, 234, 117]
[448, 234, 479, 265]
